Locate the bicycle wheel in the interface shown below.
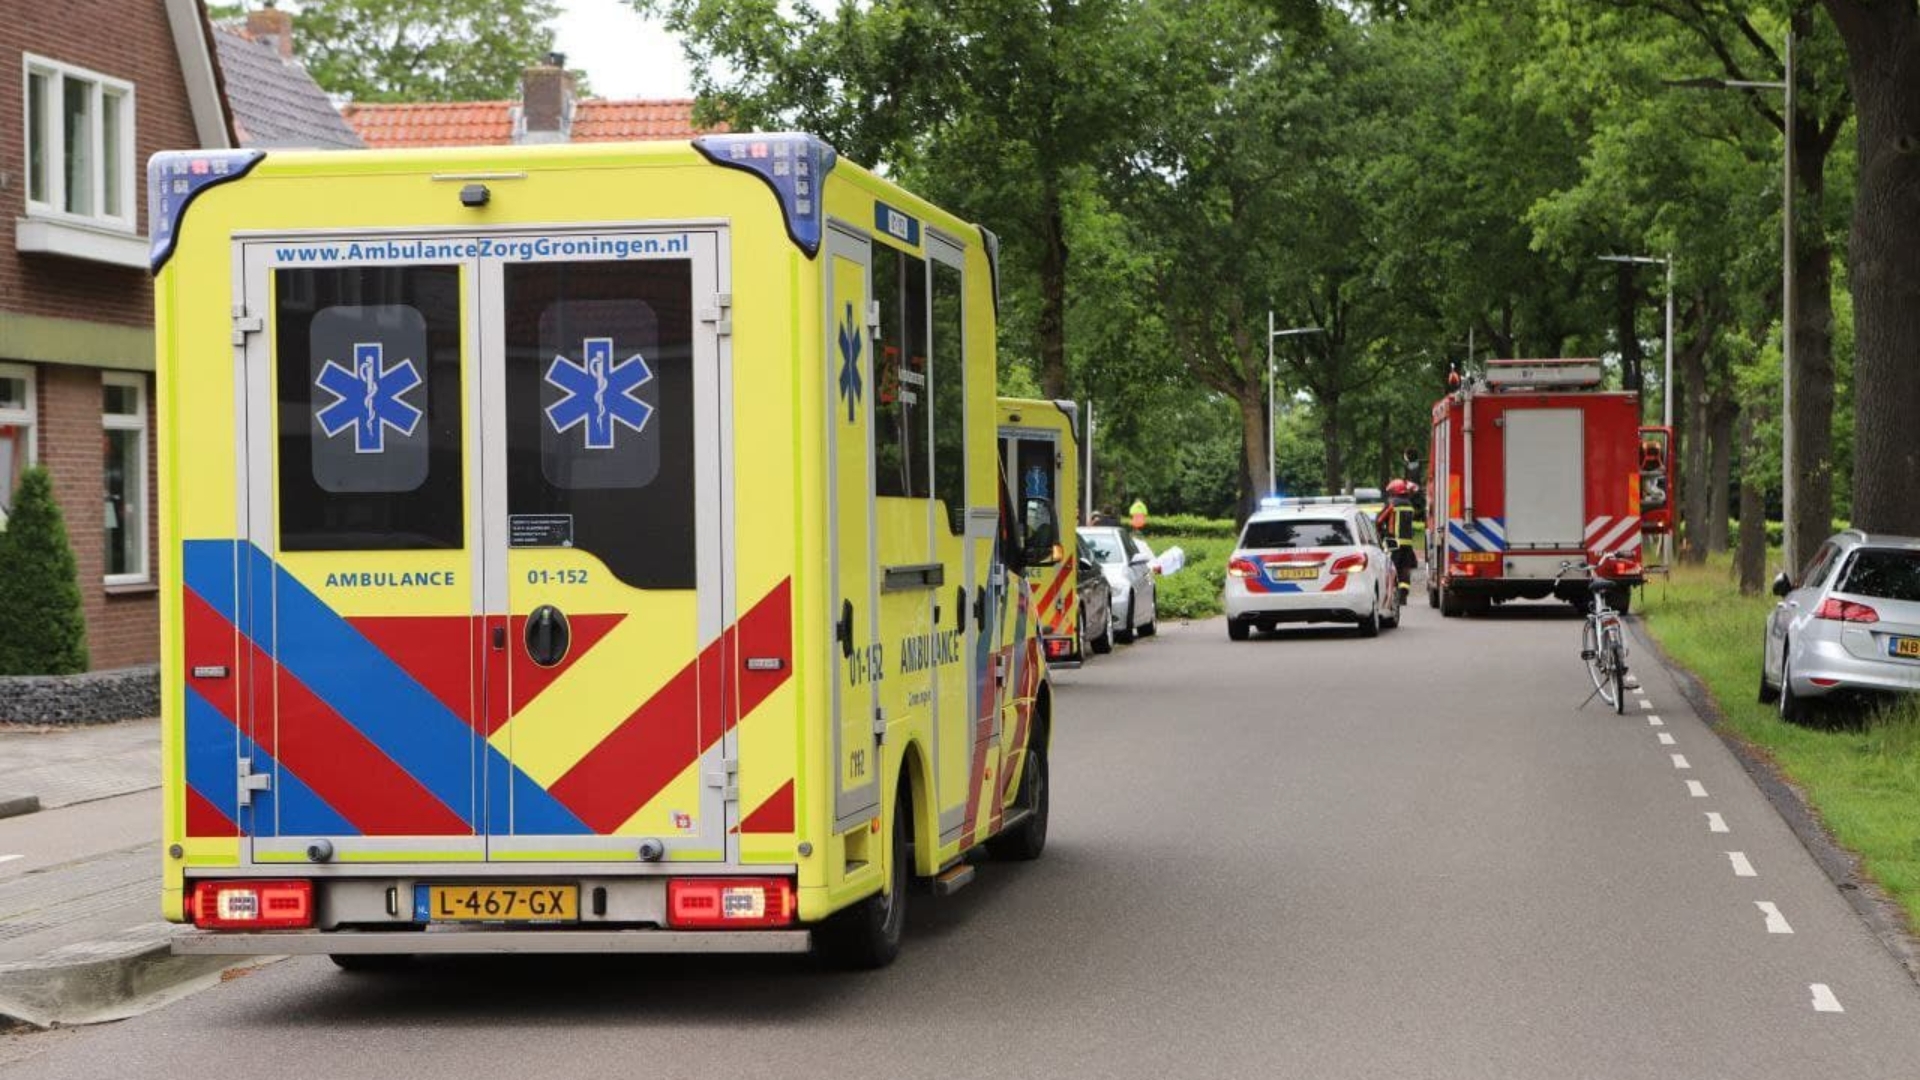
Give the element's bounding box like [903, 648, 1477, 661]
[1582, 619, 1613, 705]
[1607, 634, 1627, 714]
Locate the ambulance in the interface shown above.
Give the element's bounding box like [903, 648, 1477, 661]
[997, 398, 1081, 665]
[1426, 359, 1669, 616]
[151, 134, 1058, 968]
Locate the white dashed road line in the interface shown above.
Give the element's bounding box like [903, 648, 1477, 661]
[1671, 753, 1692, 769]
[1687, 780, 1709, 797]
[1756, 902, 1794, 934]
[1640, 698, 1656, 711]
[1705, 812, 1728, 833]
[1810, 984, 1845, 1012]
[1648, 714, 1664, 726]
[1727, 851, 1757, 877]
[1657, 732, 1676, 745]
[0, 854, 21, 864]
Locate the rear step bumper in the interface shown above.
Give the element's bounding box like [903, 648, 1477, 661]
[173, 929, 812, 956]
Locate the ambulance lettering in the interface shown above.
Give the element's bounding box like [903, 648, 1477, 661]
[897, 628, 964, 674]
[545, 336, 654, 450]
[322, 570, 456, 588]
[847, 642, 884, 685]
[314, 342, 422, 454]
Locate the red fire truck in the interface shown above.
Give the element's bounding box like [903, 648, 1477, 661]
[1425, 359, 1673, 616]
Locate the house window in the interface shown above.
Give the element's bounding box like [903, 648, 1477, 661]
[23, 56, 135, 230]
[103, 372, 147, 584]
[0, 365, 36, 528]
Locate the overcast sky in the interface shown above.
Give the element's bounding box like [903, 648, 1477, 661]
[552, 0, 696, 99]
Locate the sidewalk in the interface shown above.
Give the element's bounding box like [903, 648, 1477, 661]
[0, 719, 258, 1027]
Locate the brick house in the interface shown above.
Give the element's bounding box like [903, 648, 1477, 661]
[342, 54, 714, 149]
[212, 5, 363, 151]
[1, 0, 230, 671]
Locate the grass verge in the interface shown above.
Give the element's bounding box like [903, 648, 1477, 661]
[1638, 555, 1920, 931]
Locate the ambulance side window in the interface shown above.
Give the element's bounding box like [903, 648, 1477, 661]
[871, 244, 930, 499]
[929, 259, 965, 535]
[275, 265, 464, 551]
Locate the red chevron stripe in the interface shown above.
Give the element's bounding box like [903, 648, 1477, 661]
[548, 580, 792, 835]
[737, 779, 795, 834]
[1035, 565, 1071, 633]
[185, 785, 236, 838]
[182, 590, 471, 837]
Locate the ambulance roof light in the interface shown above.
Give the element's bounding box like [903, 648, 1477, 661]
[147, 149, 267, 273]
[693, 133, 839, 258]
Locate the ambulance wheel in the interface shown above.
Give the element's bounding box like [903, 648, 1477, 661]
[986, 741, 1049, 862]
[818, 782, 911, 969]
[1228, 618, 1251, 641]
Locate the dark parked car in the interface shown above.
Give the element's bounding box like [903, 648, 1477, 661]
[1075, 537, 1114, 658]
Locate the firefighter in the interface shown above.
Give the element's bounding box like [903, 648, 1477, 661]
[1377, 478, 1421, 602]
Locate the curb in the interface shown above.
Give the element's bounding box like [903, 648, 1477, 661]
[0, 923, 274, 1028]
[0, 794, 38, 820]
[1628, 613, 1920, 989]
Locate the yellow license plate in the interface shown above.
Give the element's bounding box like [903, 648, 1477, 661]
[1456, 552, 1499, 564]
[423, 885, 578, 923]
[1890, 637, 1920, 659]
[1272, 566, 1320, 580]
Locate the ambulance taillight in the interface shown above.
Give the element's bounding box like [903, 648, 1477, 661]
[189, 880, 314, 930]
[667, 878, 796, 929]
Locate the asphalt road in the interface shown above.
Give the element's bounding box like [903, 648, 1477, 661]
[7, 598, 1920, 1079]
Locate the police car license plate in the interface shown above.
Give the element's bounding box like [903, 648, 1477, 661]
[1271, 566, 1319, 581]
[421, 885, 578, 923]
[1888, 636, 1920, 659]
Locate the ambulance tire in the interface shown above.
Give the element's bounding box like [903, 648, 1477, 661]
[987, 741, 1049, 862]
[818, 782, 911, 970]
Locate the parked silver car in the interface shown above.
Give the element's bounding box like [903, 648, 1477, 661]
[1761, 530, 1920, 720]
[1077, 525, 1158, 643]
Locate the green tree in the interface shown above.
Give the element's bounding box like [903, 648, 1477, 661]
[244, 0, 570, 104]
[0, 467, 89, 676]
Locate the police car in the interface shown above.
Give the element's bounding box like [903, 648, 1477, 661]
[1223, 496, 1402, 641]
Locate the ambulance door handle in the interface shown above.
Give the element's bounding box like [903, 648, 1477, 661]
[837, 599, 855, 658]
[491, 626, 506, 651]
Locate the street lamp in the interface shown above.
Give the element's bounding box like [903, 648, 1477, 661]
[1598, 253, 1675, 427]
[1667, 28, 1796, 568]
[1266, 313, 1325, 496]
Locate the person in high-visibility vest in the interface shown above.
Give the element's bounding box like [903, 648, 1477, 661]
[1129, 499, 1148, 530]
[1376, 478, 1420, 602]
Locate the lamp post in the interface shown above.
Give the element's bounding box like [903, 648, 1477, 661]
[1598, 253, 1675, 426]
[1266, 313, 1325, 496]
[1666, 28, 1795, 568]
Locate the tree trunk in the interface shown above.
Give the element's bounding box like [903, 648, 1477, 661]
[1737, 408, 1768, 595]
[1679, 318, 1711, 563]
[1037, 178, 1069, 400]
[1824, 0, 1920, 535]
[1613, 263, 1644, 391]
[1236, 387, 1268, 522]
[1787, 155, 1837, 568]
[1320, 390, 1344, 494]
[1708, 395, 1736, 553]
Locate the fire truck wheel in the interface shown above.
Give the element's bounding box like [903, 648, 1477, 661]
[1608, 587, 1632, 616]
[1439, 584, 1463, 618]
[987, 742, 1049, 862]
[330, 953, 414, 972]
[819, 783, 911, 969]
[1427, 581, 1440, 609]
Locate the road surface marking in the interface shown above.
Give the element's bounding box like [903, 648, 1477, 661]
[1727, 851, 1757, 877]
[0, 854, 20, 865]
[1687, 780, 1709, 797]
[1658, 732, 1676, 745]
[1648, 715, 1664, 726]
[1706, 812, 1728, 833]
[1809, 984, 1844, 1012]
[1640, 699, 1656, 711]
[1671, 753, 1691, 769]
[1755, 902, 1793, 934]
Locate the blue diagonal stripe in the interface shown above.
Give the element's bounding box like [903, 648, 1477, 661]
[186, 684, 357, 838]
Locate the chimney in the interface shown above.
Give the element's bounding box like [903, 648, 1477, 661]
[518, 52, 574, 144]
[246, 1, 294, 61]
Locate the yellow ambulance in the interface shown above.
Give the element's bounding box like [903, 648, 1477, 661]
[997, 398, 1082, 665]
[152, 134, 1058, 968]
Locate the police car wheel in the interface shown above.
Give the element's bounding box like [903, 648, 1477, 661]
[1228, 618, 1251, 642]
[1358, 604, 1381, 638]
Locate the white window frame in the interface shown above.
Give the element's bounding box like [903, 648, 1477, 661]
[0, 363, 37, 530]
[102, 371, 148, 586]
[22, 54, 137, 233]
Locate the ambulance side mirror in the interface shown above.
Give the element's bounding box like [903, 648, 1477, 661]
[1023, 497, 1062, 567]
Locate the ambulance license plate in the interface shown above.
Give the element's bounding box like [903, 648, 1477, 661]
[1271, 567, 1319, 581]
[1888, 636, 1920, 659]
[420, 884, 579, 923]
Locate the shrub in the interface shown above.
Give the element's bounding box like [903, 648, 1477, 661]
[0, 466, 89, 675]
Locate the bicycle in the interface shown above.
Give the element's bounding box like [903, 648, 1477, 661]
[1558, 558, 1630, 713]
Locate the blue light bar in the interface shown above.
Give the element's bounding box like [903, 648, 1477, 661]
[147, 149, 265, 273]
[693, 133, 838, 258]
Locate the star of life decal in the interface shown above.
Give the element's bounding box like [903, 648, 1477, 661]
[544, 337, 655, 451]
[314, 342, 424, 454]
